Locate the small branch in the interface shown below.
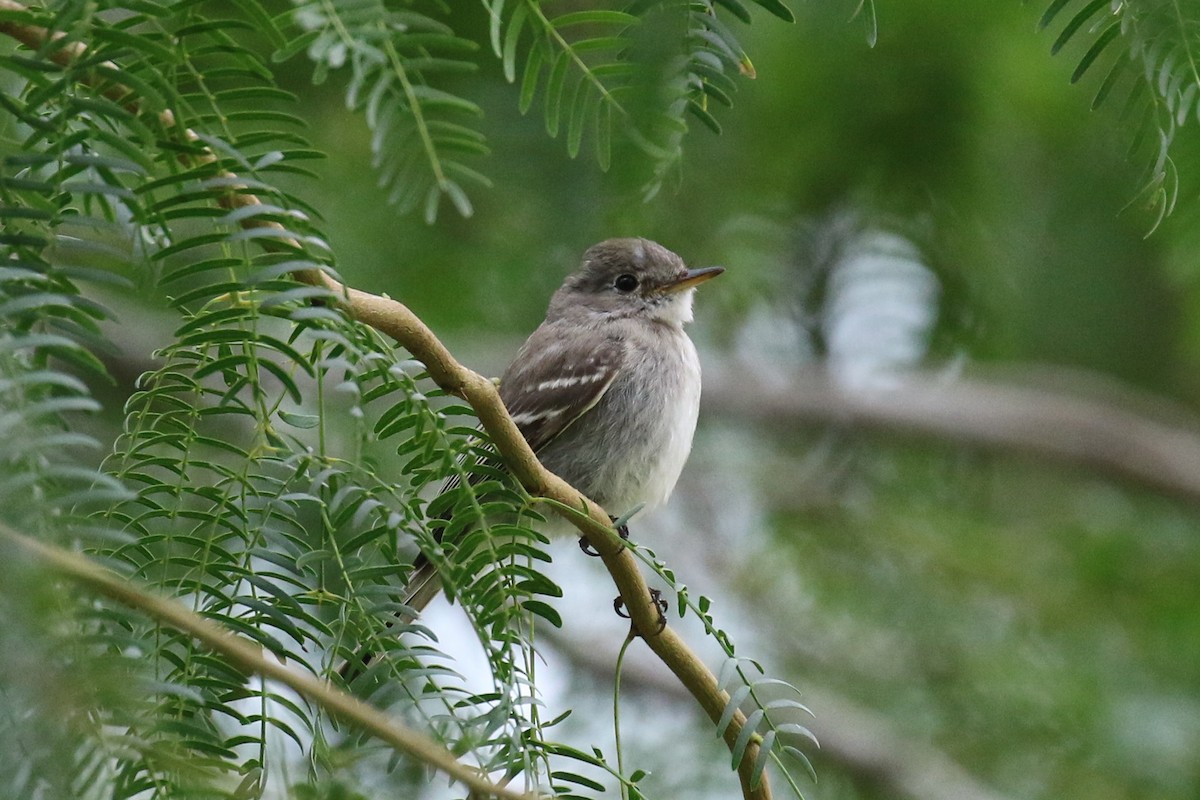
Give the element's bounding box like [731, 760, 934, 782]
[0, 523, 537, 800]
[703, 364, 1200, 505]
[0, 6, 770, 798]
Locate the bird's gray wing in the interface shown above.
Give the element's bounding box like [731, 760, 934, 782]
[430, 326, 625, 496]
[338, 328, 625, 682]
[499, 326, 626, 453]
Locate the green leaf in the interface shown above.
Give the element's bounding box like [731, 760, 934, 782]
[551, 771, 606, 792]
[0, 206, 53, 221]
[730, 708, 763, 769]
[1039, 0, 1075, 30]
[750, 729, 775, 789]
[502, 0, 530, 83]
[713, 0, 752, 25]
[1071, 22, 1120, 84]
[272, 30, 320, 62]
[521, 600, 562, 627]
[688, 100, 722, 134]
[594, 97, 611, 170]
[566, 81, 590, 158]
[488, 0, 508, 56]
[443, 179, 475, 218]
[550, 10, 639, 29]
[1091, 51, 1128, 109]
[519, 40, 545, 114]
[407, 85, 482, 116]
[850, 0, 877, 46]
[1051, 0, 1107, 56]
[716, 683, 751, 736]
[229, 0, 287, 48]
[777, 722, 820, 747]
[278, 410, 319, 429]
[544, 53, 571, 137]
[781, 745, 818, 783]
[764, 697, 815, 717]
[749, 0, 795, 23]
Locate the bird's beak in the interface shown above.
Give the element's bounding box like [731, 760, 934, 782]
[664, 266, 725, 293]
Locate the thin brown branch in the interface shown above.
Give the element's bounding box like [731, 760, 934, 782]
[0, 523, 537, 800]
[703, 364, 1200, 505]
[0, 5, 770, 797]
[0, 0, 99, 67]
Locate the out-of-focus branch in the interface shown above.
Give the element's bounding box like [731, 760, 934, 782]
[0, 524, 537, 800]
[704, 364, 1200, 504]
[797, 686, 1012, 800]
[0, 7, 769, 797]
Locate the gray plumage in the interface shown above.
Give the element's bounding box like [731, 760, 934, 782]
[502, 237, 718, 511]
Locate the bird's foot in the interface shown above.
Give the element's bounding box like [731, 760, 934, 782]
[578, 515, 631, 557]
[613, 588, 669, 634]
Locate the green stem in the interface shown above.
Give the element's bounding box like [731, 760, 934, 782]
[614, 630, 635, 800]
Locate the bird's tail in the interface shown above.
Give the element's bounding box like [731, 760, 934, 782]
[336, 555, 443, 682]
[337, 444, 497, 682]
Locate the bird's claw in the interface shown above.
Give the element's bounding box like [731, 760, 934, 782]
[578, 516, 631, 557]
[613, 589, 669, 633]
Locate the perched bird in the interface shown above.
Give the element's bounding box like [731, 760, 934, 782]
[342, 238, 722, 677]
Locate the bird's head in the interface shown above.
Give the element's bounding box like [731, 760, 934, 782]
[548, 238, 723, 326]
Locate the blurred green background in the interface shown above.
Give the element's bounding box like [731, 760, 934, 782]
[268, 2, 1200, 799]
[294, 0, 1195, 390]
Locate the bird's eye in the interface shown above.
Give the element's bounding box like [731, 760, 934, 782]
[614, 274, 639, 292]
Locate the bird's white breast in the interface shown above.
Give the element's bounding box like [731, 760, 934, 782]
[533, 313, 704, 521]
[587, 324, 702, 515]
[636, 332, 701, 509]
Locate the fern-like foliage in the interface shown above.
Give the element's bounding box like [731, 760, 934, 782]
[0, 119, 142, 800]
[632, 545, 818, 794]
[279, 0, 797, 216]
[285, 0, 491, 222]
[1041, 0, 1200, 230]
[0, 2, 562, 797]
[490, 0, 794, 198]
